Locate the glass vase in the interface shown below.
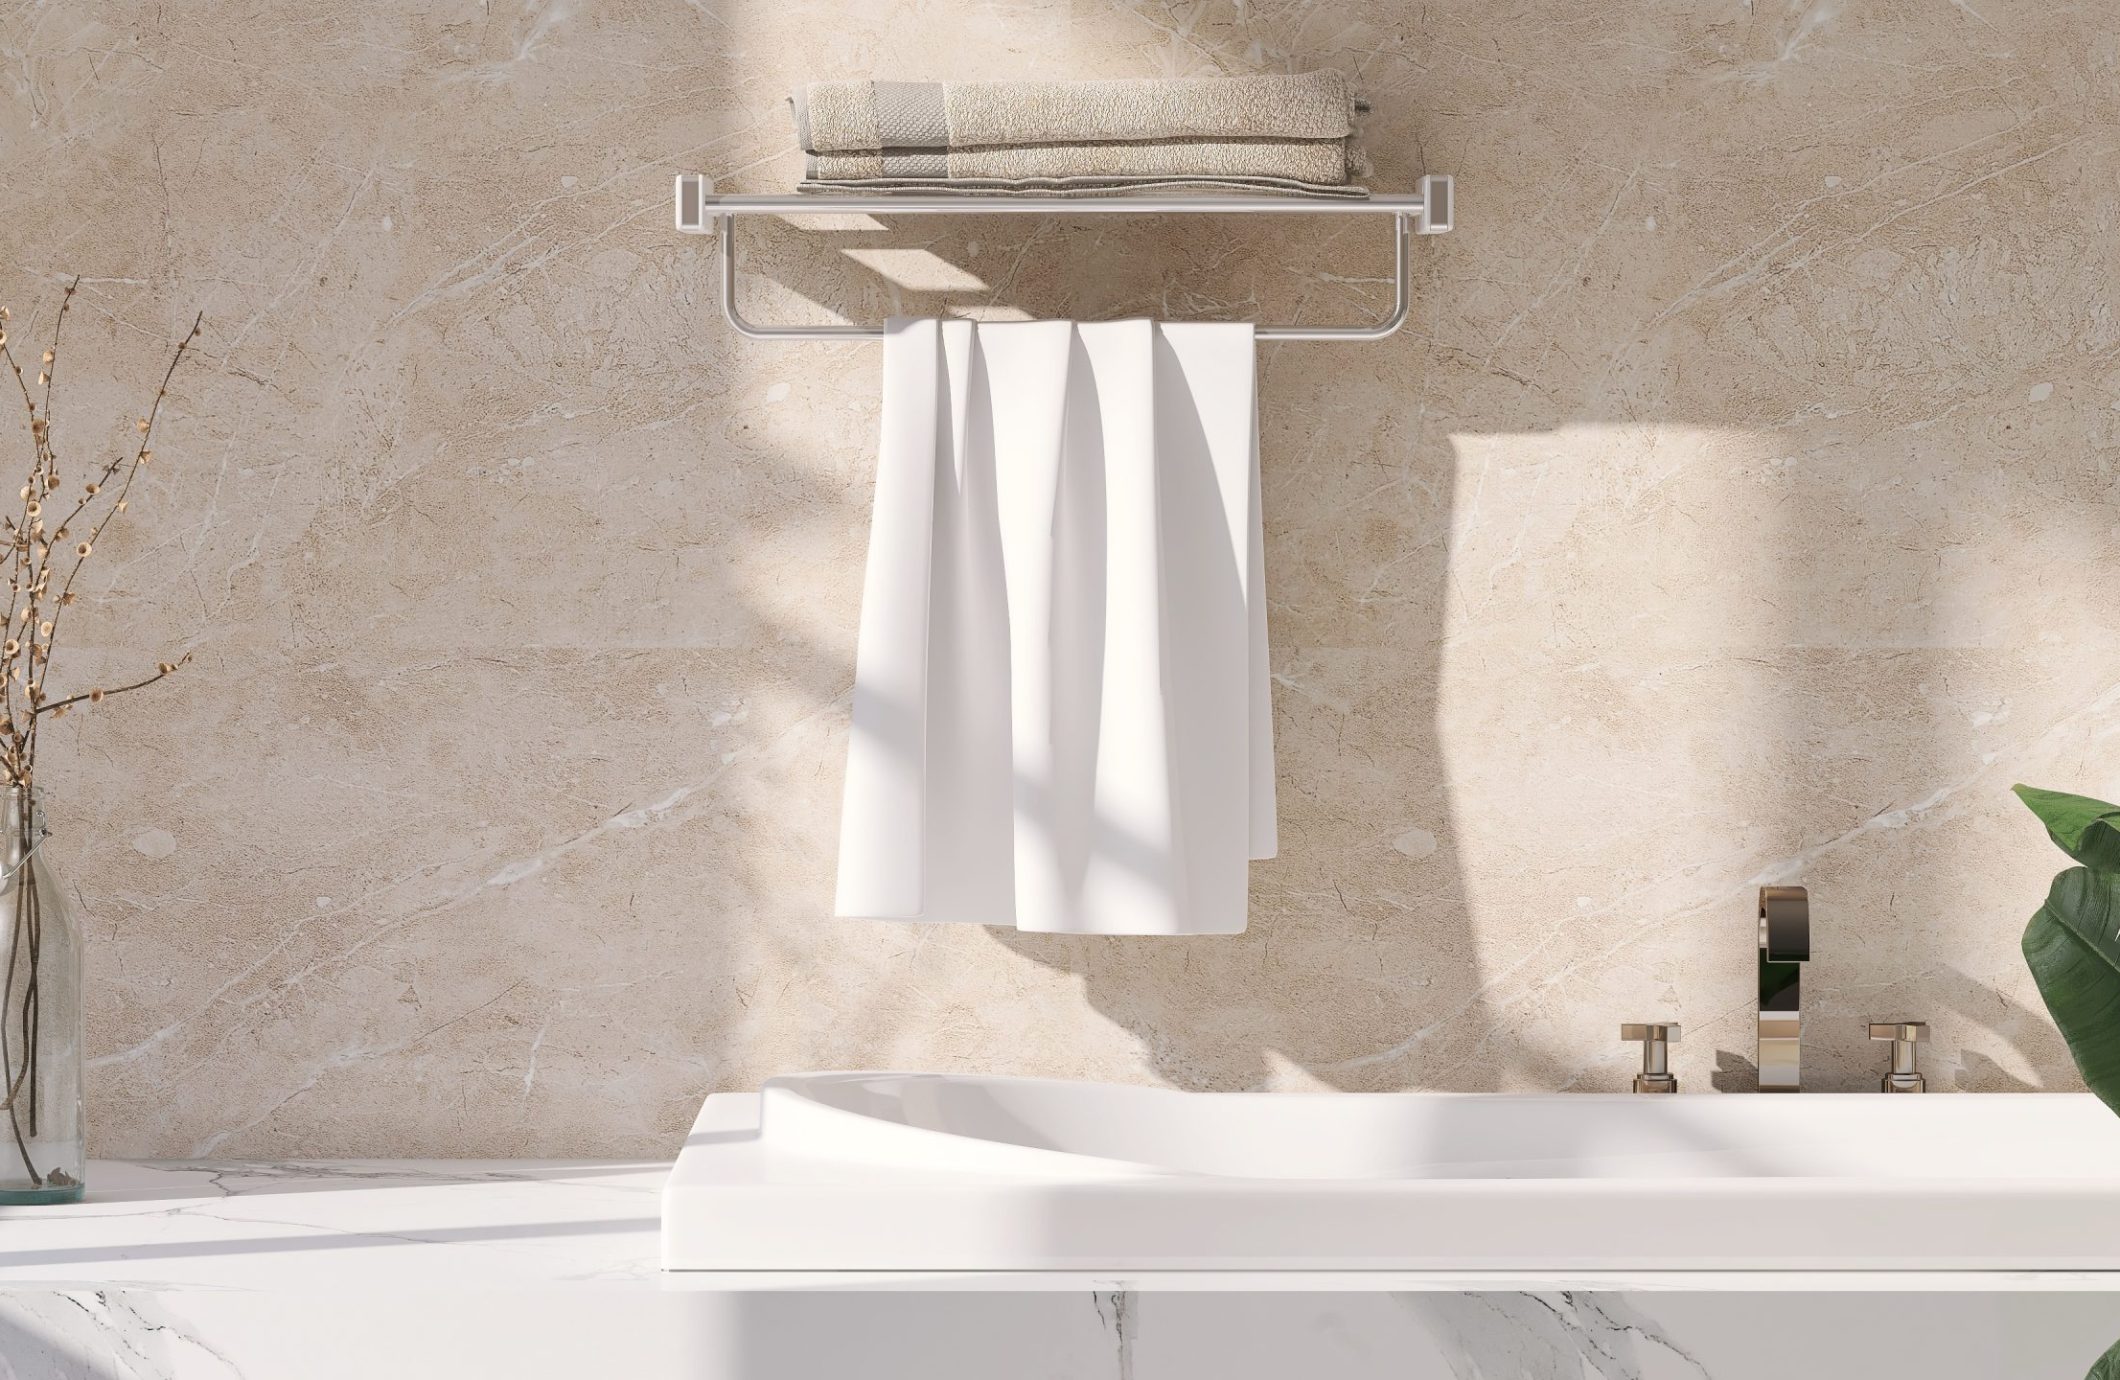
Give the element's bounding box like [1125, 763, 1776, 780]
[0, 786, 83, 1204]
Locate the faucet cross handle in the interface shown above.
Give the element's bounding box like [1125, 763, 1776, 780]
[1868, 1020, 1929, 1093]
[1620, 1022, 1682, 1094]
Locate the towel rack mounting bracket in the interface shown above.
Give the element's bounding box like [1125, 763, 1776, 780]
[673, 173, 1453, 343]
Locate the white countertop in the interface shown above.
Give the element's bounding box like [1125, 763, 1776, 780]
[13, 1168, 2120, 1380]
[8, 1161, 2120, 1296]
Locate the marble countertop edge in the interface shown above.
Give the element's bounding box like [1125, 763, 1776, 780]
[9, 1163, 2120, 1294]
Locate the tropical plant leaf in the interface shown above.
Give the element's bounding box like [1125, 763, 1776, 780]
[2023, 866, 2120, 1117]
[2015, 784, 2120, 873]
[2087, 1333, 2120, 1380]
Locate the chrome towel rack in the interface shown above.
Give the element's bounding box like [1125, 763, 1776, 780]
[673, 173, 1452, 343]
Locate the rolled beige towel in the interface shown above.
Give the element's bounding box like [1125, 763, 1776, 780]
[788, 73, 1366, 188]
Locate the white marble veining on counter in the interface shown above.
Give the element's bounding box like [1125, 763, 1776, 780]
[5, 1281, 2120, 1380]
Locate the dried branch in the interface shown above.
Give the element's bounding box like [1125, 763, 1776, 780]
[33, 653, 190, 719]
[0, 287, 201, 789]
[28, 311, 203, 723]
[39, 278, 75, 425]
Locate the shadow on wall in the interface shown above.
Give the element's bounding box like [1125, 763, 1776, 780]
[728, 0, 2116, 1095]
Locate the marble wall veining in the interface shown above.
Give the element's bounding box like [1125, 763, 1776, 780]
[0, 0, 2114, 1156]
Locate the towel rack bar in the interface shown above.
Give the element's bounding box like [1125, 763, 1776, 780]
[678, 174, 1450, 343]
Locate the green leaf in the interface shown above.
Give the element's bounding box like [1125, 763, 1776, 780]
[2015, 784, 2120, 873]
[2087, 1334, 2120, 1380]
[2023, 867, 2120, 1117]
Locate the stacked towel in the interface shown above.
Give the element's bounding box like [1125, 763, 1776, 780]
[790, 73, 1368, 198]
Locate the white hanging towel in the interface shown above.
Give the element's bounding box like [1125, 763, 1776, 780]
[835, 317, 1276, 936]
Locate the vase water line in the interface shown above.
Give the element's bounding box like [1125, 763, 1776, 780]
[0, 786, 84, 1204]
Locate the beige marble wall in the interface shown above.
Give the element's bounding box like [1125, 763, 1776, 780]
[0, 0, 2113, 1156]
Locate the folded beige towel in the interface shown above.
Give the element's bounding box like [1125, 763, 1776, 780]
[788, 73, 1366, 190]
[792, 73, 1358, 153]
[806, 137, 1358, 185]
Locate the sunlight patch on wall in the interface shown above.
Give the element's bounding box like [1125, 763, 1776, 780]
[1431, 422, 1792, 1072]
[839, 248, 989, 293]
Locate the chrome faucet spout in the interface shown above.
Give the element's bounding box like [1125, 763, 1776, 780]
[1757, 885, 1809, 1092]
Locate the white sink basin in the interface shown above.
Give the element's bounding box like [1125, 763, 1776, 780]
[662, 1073, 2120, 1272]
